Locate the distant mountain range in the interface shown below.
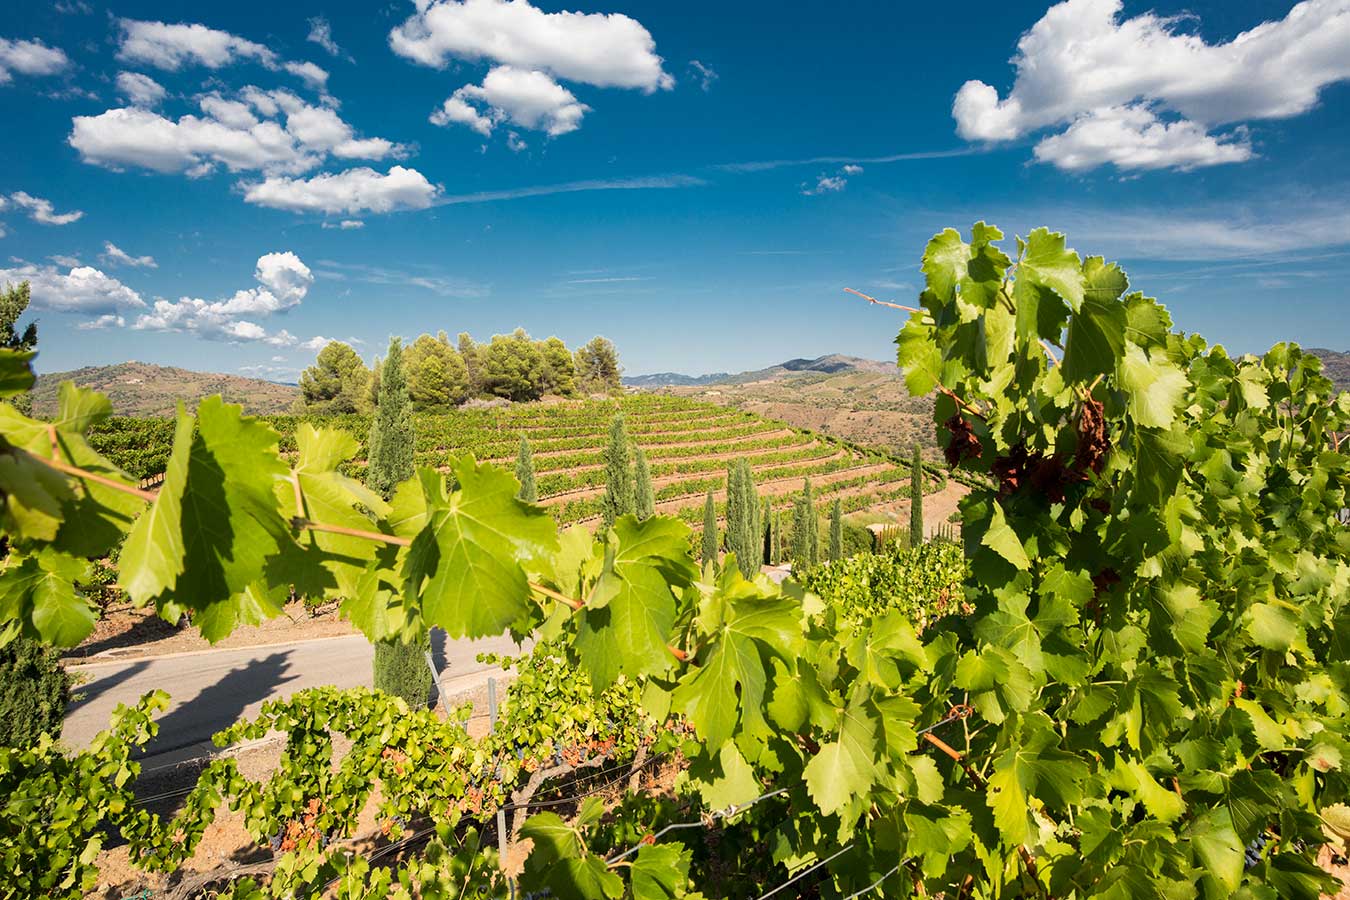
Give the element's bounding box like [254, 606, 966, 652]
[624, 354, 896, 388]
[31, 362, 299, 418]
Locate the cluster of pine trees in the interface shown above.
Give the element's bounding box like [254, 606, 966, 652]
[297, 330, 622, 414]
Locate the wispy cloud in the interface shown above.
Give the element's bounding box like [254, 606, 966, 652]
[565, 275, 652, 285]
[435, 174, 705, 206]
[715, 147, 980, 173]
[314, 260, 488, 298]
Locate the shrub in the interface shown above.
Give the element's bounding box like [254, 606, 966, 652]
[372, 634, 433, 708]
[0, 637, 70, 748]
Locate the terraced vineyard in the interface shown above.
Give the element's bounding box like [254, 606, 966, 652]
[86, 394, 951, 529]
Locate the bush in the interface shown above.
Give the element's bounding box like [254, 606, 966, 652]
[373, 634, 433, 708]
[0, 637, 70, 748]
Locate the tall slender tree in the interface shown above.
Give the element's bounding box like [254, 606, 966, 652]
[725, 459, 760, 577]
[829, 498, 843, 562]
[792, 478, 818, 569]
[633, 447, 655, 520]
[769, 509, 781, 565]
[760, 497, 772, 567]
[365, 338, 427, 704]
[701, 490, 718, 571]
[909, 443, 925, 547]
[365, 338, 414, 500]
[515, 436, 537, 502]
[601, 413, 634, 529]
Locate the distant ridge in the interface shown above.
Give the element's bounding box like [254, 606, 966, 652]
[624, 354, 895, 389]
[32, 361, 299, 418]
[1309, 348, 1350, 393]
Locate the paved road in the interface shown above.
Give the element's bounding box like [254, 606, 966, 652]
[63, 631, 524, 765]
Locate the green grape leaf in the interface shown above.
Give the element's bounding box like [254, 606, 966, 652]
[896, 317, 944, 396]
[403, 454, 559, 640]
[981, 503, 1030, 571]
[987, 716, 1086, 845]
[576, 515, 696, 690]
[520, 812, 622, 900]
[1061, 259, 1128, 383]
[922, 228, 969, 301]
[1018, 227, 1085, 312]
[1187, 807, 1243, 895]
[803, 694, 879, 817]
[1119, 343, 1189, 429]
[53, 381, 113, 433]
[0, 550, 96, 646]
[0, 349, 36, 397]
[630, 843, 691, 900]
[905, 803, 974, 878]
[119, 398, 291, 641]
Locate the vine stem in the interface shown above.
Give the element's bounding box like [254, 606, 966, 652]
[842, 287, 921, 314]
[21, 446, 158, 502]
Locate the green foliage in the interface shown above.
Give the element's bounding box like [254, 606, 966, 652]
[574, 336, 622, 395]
[790, 477, 818, 568]
[828, 497, 842, 562]
[365, 337, 415, 500]
[0, 281, 36, 415]
[480, 328, 549, 401]
[725, 459, 760, 577]
[700, 490, 718, 570]
[540, 335, 578, 396]
[600, 413, 634, 530]
[404, 332, 469, 410]
[298, 341, 370, 414]
[633, 446, 654, 521]
[0, 636, 69, 748]
[515, 435, 537, 502]
[797, 540, 966, 630]
[373, 632, 433, 708]
[909, 443, 924, 545]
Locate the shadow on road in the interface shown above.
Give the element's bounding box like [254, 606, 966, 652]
[67, 660, 152, 715]
[137, 651, 299, 759]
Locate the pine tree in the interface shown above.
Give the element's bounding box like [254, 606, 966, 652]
[701, 490, 718, 570]
[601, 413, 634, 529]
[365, 338, 414, 500]
[633, 447, 655, 520]
[515, 436, 537, 503]
[829, 498, 843, 562]
[909, 443, 925, 547]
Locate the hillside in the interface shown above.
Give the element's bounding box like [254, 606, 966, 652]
[86, 395, 955, 532]
[631, 355, 935, 458]
[1310, 348, 1350, 393]
[32, 362, 299, 417]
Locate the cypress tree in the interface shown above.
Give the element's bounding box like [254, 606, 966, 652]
[701, 490, 718, 570]
[829, 498, 843, 562]
[373, 634, 433, 708]
[909, 443, 925, 546]
[760, 496, 772, 566]
[633, 447, 655, 520]
[366, 337, 414, 501]
[725, 460, 760, 578]
[791, 477, 819, 569]
[601, 413, 634, 529]
[515, 436, 537, 502]
[769, 509, 781, 565]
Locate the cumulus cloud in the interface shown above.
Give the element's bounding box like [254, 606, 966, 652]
[116, 71, 167, 106]
[79, 314, 126, 330]
[952, 0, 1350, 171]
[49, 254, 82, 267]
[283, 60, 329, 91]
[69, 87, 405, 177]
[117, 19, 277, 71]
[430, 65, 588, 136]
[0, 263, 144, 314]
[132, 250, 313, 342]
[0, 38, 71, 84]
[10, 191, 84, 225]
[101, 241, 158, 268]
[242, 165, 441, 215]
[390, 0, 672, 91]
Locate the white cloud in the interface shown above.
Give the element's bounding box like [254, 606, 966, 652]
[69, 88, 404, 177]
[321, 219, 365, 229]
[79, 314, 125, 330]
[688, 60, 717, 91]
[242, 165, 441, 215]
[101, 241, 158, 269]
[841, 164, 863, 175]
[390, 0, 672, 91]
[507, 131, 527, 152]
[1033, 105, 1252, 171]
[0, 263, 144, 314]
[802, 175, 846, 196]
[953, 0, 1350, 171]
[431, 65, 588, 136]
[0, 38, 71, 84]
[10, 192, 84, 225]
[300, 335, 332, 351]
[49, 254, 82, 267]
[284, 60, 329, 91]
[132, 250, 312, 342]
[306, 17, 347, 59]
[117, 19, 277, 71]
[116, 71, 167, 107]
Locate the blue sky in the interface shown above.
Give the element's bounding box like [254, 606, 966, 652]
[3, 0, 1349, 379]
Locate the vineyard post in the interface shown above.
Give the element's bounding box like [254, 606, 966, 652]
[423, 648, 454, 720]
[488, 677, 513, 897]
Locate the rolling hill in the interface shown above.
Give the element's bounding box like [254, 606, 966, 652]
[32, 362, 299, 417]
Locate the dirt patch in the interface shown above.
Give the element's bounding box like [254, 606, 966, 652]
[66, 601, 357, 664]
